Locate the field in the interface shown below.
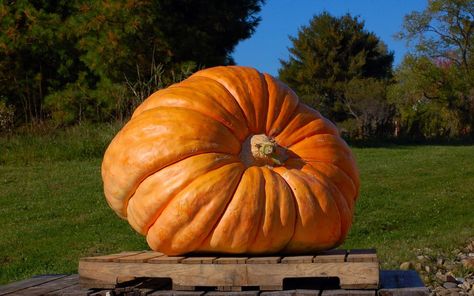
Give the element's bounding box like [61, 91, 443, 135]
[1, 124, 473, 285]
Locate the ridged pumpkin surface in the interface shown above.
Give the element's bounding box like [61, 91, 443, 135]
[102, 66, 360, 255]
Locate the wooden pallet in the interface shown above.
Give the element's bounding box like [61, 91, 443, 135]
[78, 249, 379, 291]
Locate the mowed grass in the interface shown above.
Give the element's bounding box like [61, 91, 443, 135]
[0, 125, 473, 284]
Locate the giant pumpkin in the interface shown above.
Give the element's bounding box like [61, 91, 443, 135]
[102, 66, 359, 255]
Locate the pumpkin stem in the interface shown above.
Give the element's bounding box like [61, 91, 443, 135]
[240, 134, 288, 167]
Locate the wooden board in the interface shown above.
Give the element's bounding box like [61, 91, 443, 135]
[0, 275, 81, 296]
[78, 249, 379, 291]
[0, 275, 68, 296]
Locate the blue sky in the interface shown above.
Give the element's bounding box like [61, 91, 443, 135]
[233, 0, 428, 76]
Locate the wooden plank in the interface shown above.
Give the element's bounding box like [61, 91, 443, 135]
[89, 290, 114, 296]
[246, 257, 281, 264]
[205, 291, 260, 296]
[148, 256, 185, 264]
[45, 283, 93, 296]
[216, 286, 242, 292]
[377, 288, 429, 296]
[260, 285, 283, 291]
[260, 290, 320, 295]
[281, 256, 314, 264]
[13, 275, 78, 296]
[78, 278, 116, 289]
[214, 257, 248, 264]
[79, 260, 379, 289]
[181, 257, 217, 264]
[114, 251, 164, 263]
[81, 251, 145, 262]
[321, 290, 376, 296]
[0, 275, 68, 296]
[314, 250, 347, 263]
[148, 291, 205, 296]
[314, 249, 347, 262]
[346, 249, 377, 263]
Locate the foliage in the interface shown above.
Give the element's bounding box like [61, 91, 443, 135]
[278, 12, 394, 126]
[341, 78, 396, 139]
[0, 99, 15, 134]
[391, 0, 474, 139]
[0, 0, 265, 125]
[397, 0, 474, 72]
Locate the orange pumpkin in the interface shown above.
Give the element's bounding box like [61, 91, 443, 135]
[102, 66, 359, 255]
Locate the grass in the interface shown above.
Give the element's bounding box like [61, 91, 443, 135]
[0, 124, 473, 284]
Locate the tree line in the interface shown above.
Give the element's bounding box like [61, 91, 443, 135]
[1, 0, 473, 141]
[279, 0, 474, 141]
[0, 0, 264, 126]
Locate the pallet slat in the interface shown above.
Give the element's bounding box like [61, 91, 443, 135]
[81, 251, 145, 262]
[215, 257, 248, 264]
[314, 250, 347, 263]
[181, 257, 217, 264]
[114, 251, 164, 263]
[260, 290, 320, 296]
[149, 256, 186, 264]
[346, 249, 378, 263]
[246, 257, 281, 264]
[281, 256, 314, 264]
[321, 290, 376, 296]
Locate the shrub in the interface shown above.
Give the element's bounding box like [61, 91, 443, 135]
[0, 100, 15, 134]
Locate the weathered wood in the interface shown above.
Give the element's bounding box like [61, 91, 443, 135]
[216, 286, 243, 292]
[246, 257, 281, 264]
[215, 257, 248, 264]
[149, 256, 186, 264]
[12, 275, 79, 296]
[89, 290, 114, 296]
[79, 260, 379, 290]
[205, 291, 260, 296]
[346, 249, 378, 263]
[314, 249, 347, 263]
[260, 289, 320, 296]
[148, 291, 205, 296]
[78, 277, 117, 289]
[377, 288, 429, 296]
[0, 275, 68, 296]
[259, 285, 283, 291]
[321, 290, 377, 296]
[181, 257, 217, 264]
[114, 251, 164, 263]
[281, 256, 314, 264]
[45, 283, 94, 296]
[81, 251, 145, 262]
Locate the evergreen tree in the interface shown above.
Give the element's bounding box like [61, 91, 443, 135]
[279, 12, 394, 124]
[0, 0, 265, 124]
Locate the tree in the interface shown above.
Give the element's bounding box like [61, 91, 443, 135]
[0, 0, 265, 125]
[278, 12, 394, 125]
[397, 0, 473, 72]
[342, 78, 396, 139]
[390, 0, 474, 139]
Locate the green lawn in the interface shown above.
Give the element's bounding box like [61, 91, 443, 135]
[1, 126, 473, 284]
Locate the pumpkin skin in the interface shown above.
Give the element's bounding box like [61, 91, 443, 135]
[102, 66, 359, 255]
